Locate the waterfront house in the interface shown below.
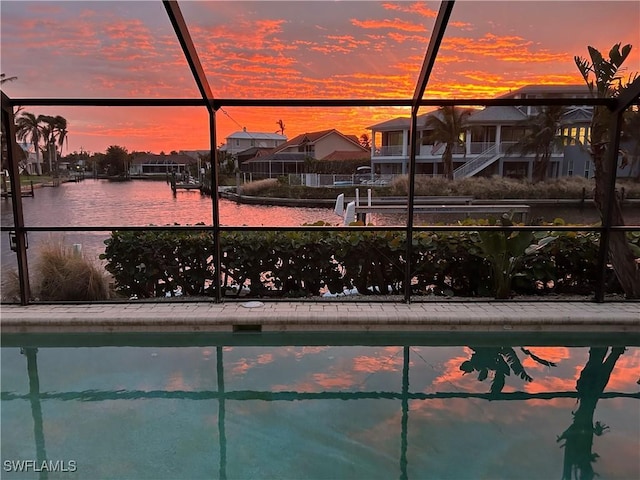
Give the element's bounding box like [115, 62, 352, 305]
[219, 128, 287, 155]
[368, 84, 639, 180]
[240, 128, 369, 177]
[17, 142, 39, 175]
[129, 152, 199, 177]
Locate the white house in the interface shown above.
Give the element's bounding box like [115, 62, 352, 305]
[17, 142, 40, 175]
[368, 85, 639, 180]
[219, 128, 287, 155]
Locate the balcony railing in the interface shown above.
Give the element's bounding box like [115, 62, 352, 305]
[374, 145, 404, 156]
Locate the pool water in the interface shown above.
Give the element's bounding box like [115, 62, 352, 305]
[1, 333, 639, 480]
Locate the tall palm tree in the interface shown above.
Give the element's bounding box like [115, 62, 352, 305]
[39, 115, 68, 175]
[15, 112, 44, 175]
[575, 43, 640, 298]
[508, 106, 574, 183]
[424, 106, 472, 180]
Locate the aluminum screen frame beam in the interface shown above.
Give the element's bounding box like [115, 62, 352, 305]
[163, 0, 215, 114]
[404, 1, 455, 302]
[1, 91, 31, 305]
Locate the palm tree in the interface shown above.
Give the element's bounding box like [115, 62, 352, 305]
[424, 106, 472, 179]
[508, 106, 574, 183]
[38, 115, 68, 175]
[15, 112, 44, 175]
[575, 43, 640, 298]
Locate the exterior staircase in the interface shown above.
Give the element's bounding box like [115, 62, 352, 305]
[453, 144, 501, 179]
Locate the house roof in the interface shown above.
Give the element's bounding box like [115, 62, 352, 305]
[236, 146, 274, 158]
[367, 116, 410, 130]
[467, 106, 529, 123]
[272, 128, 368, 153]
[131, 153, 197, 165]
[242, 152, 309, 164]
[226, 130, 287, 141]
[497, 84, 590, 99]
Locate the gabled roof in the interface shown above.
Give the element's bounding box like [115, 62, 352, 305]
[236, 146, 274, 158]
[561, 107, 594, 123]
[226, 130, 287, 141]
[467, 106, 529, 123]
[273, 129, 368, 153]
[367, 116, 410, 130]
[369, 109, 472, 130]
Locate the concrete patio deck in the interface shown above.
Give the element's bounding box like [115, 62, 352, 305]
[1, 300, 638, 334]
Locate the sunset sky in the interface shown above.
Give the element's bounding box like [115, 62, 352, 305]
[1, 0, 639, 155]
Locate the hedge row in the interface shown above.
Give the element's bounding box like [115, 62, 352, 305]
[100, 224, 639, 299]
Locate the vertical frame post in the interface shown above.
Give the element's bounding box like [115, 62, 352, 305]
[2, 92, 31, 304]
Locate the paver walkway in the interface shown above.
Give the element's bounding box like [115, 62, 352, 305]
[1, 301, 638, 334]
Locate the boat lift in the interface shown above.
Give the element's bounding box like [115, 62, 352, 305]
[335, 189, 529, 225]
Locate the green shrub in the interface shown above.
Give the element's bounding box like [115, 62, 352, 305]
[100, 223, 633, 299]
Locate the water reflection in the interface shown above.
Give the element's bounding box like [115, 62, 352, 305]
[557, 347, 626, 480]
[1, 338, 638, 480]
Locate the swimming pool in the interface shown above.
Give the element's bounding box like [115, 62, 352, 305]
[2, 332, 639, 480]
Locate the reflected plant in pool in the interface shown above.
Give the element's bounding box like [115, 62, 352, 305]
[459, 346, 557, 393]
[1, 335, 638, 480]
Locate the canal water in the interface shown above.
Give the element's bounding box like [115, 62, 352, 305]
[1, 179, 637, 283]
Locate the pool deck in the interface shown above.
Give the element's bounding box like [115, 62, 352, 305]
[1, 300, 638, 334]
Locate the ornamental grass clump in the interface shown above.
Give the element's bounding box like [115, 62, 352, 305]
[34, 239, 111, 301]
[238, 178, 279, 195]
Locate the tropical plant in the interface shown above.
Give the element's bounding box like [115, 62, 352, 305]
[40, 115, 68, 174]
[471, 214, 556, 298]
[424, 106, 472, 180]
[574, 43, 640, 297]
[103, 145, 129, 177]
[508, 106, 575, 183]
[15, 112, 44, 175]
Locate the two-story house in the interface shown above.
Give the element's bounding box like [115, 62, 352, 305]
[241, 129, 369, 176]
[368, 85, 638, 180]
[219, 128, 287, 155]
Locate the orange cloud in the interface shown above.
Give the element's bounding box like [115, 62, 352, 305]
[351, 18, 427, 33]
[313, 372, 356, 390]
[442, 33, 569, 63]
[382, 2, 437, 18]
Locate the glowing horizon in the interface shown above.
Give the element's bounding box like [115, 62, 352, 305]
[1, 1, 638, 155]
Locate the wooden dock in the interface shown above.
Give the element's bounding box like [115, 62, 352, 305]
[1, 181, 35, 198]
[354, 204, 530, 221]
